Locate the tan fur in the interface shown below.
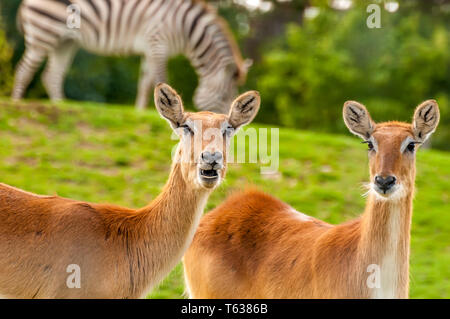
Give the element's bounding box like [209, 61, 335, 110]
[0, 84, 260, 298]
[184, 100, 439, 299]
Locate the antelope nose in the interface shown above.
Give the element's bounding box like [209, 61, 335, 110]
[374, 175, 396, 191]
[201, 151, 223, 166]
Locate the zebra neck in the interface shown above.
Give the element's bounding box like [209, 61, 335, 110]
[179, 3, 236, 78]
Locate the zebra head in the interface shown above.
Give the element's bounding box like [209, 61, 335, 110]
[194, 59, 252, 114]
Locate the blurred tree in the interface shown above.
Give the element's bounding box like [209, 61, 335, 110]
[257, 0, 450, 149]
[208, 0, 309, 62]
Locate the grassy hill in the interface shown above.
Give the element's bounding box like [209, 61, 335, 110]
[0, 99, 448, 298]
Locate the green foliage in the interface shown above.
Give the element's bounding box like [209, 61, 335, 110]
[167, 55, 198, 110]
[0, 25, 12, 96]
[257, 4, 450, 149]
[65, 53, 140, 104]
[0, 99, 448, 298]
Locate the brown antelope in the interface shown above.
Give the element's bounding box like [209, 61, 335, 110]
[0, 83, 260, 298]
[184, 100, 440, 299]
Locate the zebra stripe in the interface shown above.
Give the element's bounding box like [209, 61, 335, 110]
[13, 0, 250, 113]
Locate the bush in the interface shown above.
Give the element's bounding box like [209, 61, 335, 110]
[257, 3, 449, 149]
[0, 25, 13, 96]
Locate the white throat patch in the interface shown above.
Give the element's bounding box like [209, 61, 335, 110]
[371, 201, 402, 299]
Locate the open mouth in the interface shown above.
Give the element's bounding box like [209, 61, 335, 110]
[200, 169, 219, 179]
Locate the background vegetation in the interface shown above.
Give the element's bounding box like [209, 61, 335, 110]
[0, 0, 448, 148]
[0, 0, 448, 298]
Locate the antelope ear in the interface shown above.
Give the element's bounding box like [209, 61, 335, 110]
[243, 59, 253, 71]
[154, 83, 185, 129]
[343, 101, 375, 139]
[413, 100, 440, 142]
[228, 91, 260, 130]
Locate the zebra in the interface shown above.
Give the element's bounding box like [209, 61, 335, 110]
[12, 0, 252, 113]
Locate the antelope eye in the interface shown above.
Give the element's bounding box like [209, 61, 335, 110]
[180, 124, 193, 135]
[223, 126, 234, 137]
[407, 142, 415, 152]
[367, 141, 374, 151]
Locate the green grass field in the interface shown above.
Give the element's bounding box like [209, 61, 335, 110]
[0, 99, 448, 298]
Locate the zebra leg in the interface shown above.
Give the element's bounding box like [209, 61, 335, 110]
[41, 42, 78, 101]
[136, 56, 166, 111]
[12, 48, 47, 100]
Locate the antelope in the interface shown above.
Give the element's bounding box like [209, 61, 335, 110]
[183, 100, 440, 299]
[0, 83, 260, 298]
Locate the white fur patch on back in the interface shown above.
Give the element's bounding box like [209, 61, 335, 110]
[289, 207, 312, 222]
[0, 183, 54, 199]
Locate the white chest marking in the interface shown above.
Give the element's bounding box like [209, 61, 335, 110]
[371, 203, 401, 299]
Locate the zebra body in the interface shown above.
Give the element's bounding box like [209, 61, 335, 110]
[13, 0, 250, 112]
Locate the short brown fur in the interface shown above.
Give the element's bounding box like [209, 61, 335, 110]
[184, 100, 440, 299]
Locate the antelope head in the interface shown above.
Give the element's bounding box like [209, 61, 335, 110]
[154, 83, 260, 189]
[343, 100, 440, 200]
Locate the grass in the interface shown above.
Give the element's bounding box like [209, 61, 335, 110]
[0, 98, 448, 298]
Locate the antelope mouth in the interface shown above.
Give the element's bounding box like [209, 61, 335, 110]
[198, 168, 220, 188]
[200, 169, 219, 179]
[372, 183, 405, 201]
